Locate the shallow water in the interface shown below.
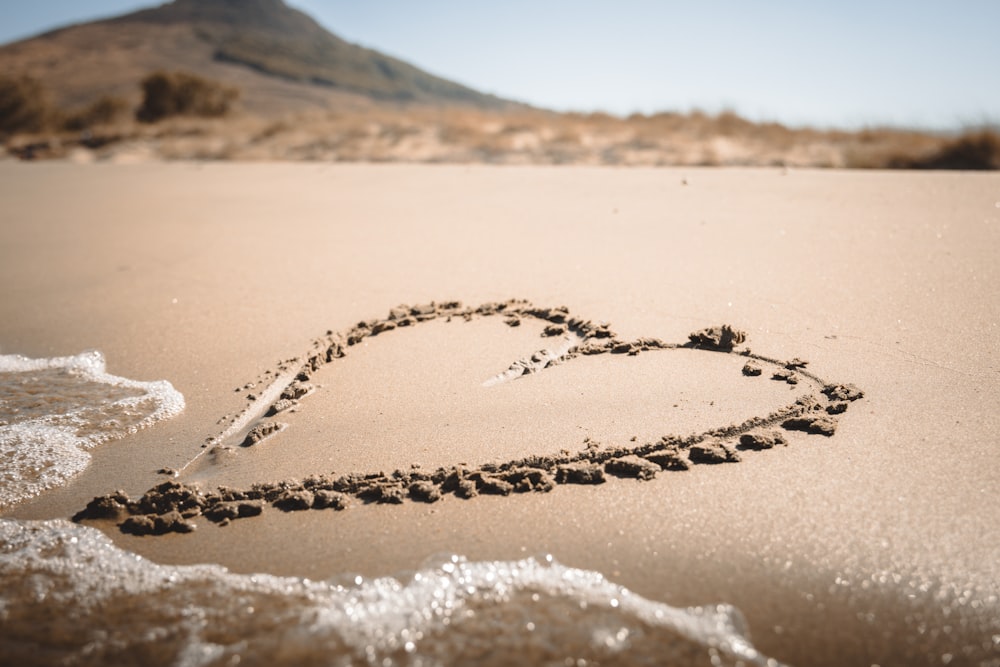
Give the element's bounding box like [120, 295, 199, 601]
[0, 518, 776, 667]
[0, 351, 184, 509]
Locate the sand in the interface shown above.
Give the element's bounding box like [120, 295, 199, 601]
[1, 161, 999, 666]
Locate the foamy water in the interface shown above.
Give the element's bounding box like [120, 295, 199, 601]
[0, 351, 184, 509]
[0, 518, 776, 667]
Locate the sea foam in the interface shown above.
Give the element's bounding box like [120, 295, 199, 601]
[0, 518, 777, 667]
[0, 351, 184, 509]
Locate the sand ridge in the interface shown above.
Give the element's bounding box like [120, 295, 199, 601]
[73, 299, 863, 536]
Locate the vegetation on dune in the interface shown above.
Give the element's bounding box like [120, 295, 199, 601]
[0, 75, 129, 138]
[1, 69, 236, 139]
[0, 75, 53, 137]
[1, 71, 997, 170]
[136, 70, 239, 123]
[63, 96, 131, 131]
[887, 130, 1000, 170]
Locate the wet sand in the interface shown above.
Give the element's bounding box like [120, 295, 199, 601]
[2, 162, 999, 666]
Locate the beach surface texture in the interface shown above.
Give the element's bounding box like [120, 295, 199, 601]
[1, 162, 998, 667]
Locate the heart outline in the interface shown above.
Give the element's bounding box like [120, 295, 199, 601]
[73, 299, 863, 535]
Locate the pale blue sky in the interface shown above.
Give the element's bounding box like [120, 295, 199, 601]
[2, 1, 998, 129]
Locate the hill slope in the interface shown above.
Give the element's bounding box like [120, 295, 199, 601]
[0, 0, 515, 115]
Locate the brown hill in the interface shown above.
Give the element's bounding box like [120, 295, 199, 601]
[0, 0, 516, 116]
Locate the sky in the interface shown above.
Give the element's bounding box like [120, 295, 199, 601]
[1, 1, 998, 130]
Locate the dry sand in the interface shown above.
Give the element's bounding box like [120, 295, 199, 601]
[1, 162, 999, 666]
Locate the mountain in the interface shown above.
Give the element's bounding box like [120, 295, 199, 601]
[0, 0, 516, 115]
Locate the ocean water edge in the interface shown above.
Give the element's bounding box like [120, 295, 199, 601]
[0, 517, 773, 667]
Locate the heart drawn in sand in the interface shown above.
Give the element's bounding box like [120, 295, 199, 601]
[74, 300, 863, 535]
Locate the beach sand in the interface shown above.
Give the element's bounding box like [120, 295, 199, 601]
[1, 162, 999, 666]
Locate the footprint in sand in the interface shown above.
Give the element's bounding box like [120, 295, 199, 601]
[73, 300, 863, 535]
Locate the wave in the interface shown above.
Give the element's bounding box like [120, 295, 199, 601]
[0, 518, 777, 667]
[0, 351, 184, 509]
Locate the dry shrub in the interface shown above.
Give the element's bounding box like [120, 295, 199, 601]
[437, 118, 486, 146]
[715, 110, 754, 136]
[136, 70, 239, 123]
[0, 76, 131, 139]
[377, 122, 420, 145]
[0, 75, 54, 137]
[840, 128, 937, 169]
[888, 130, 1000, 170]
[3, 75, 995, 170]
[550, 127, 582, 145]
[63, 95, 130, 131]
